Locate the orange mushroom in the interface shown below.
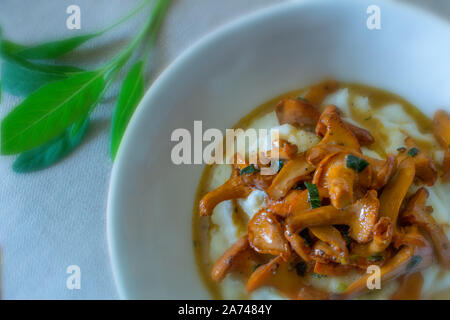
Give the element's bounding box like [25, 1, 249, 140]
[240, 171, 275, 191]
[312, 152, 360, 209]
[378, 157, 415, 226]
[309, 226, 349, 264]
[246, 255, 331, 300]
[404, 137, 438, 186]
[351, 217, 394, 257]
[199, 172, 252, 216]
[340, 228, 433, 300]
[306, 144, 395, 191]
[316, 105, 373, 147]
[315, 105, 361, 152]
[368, 154, 397, 190]
[443, 149, 450, 181]
[433, 109, 450, 180]
[232, 154, 276, 190]
[352, 157, 415, 257]
[285, 190, 379, 253]
[266, 153, 315, 200]
[310, 240, 346, 265]
[400, 188, 450, 269]
[433, 109, 450, 148]
[267, 189, 305, 218]
[248, 210, 291, 258]
[211, 235, 250, 282]
[276, 98, 320, 129]
[306, 144, 354, 166]
[265, 139, 298, 160]
[344, 122, 375, 146]
[285, 231, 313, 263]
[246, 255, 284, 293]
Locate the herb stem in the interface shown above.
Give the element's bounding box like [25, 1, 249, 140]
[97, 0, 153, 36]
[141, 0, 170, 68]
[102, 0, 169, 75]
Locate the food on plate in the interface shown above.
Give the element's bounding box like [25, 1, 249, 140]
[193, 80, 450, 299]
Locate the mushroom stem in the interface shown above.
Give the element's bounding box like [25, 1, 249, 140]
[199, 174, 252, 216]
[340, 236, 433, 300]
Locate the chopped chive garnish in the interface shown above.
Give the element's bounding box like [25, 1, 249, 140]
[346, 154, 369, 173]
[277, 160, 285, 173]
[305, 182, 321, 209]
[407, 147, 419, 157]
[240, 164, 259, 175]
[406, 255, 422, 271]
[368, 254, 384, 262]
[312, 273, 327, 279]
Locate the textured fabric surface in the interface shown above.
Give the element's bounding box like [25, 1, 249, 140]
[0, 0, 448, 299]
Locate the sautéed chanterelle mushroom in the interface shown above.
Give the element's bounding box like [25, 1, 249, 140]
[194, 81, 450, 300]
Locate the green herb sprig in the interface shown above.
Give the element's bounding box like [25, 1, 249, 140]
[407, 147, 420, 157]
[305, 182, 321, 209]
[0, 0, 170, 172]
[346, 154, 369, 173]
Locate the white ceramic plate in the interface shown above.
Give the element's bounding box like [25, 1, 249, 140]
[107, 0, 450, 299]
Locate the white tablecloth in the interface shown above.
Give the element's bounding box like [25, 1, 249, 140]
[0, 0, 448, 299]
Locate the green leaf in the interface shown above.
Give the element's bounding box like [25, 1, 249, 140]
[12, 117, 89, 173]
[305, 182, 321, 209]
[0, 40, 83, 96]
[407, 147, 419, 157]
[1, 56, 83, 96]
[0, 39, 26, 55]
[0, 0, 153, 60]
[346, 154, 370, 173]
[240, 164, 259, 175]
[1, 70, 106, 155]
[110, 60, 145, 160]
[13, 34, 98, 60]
